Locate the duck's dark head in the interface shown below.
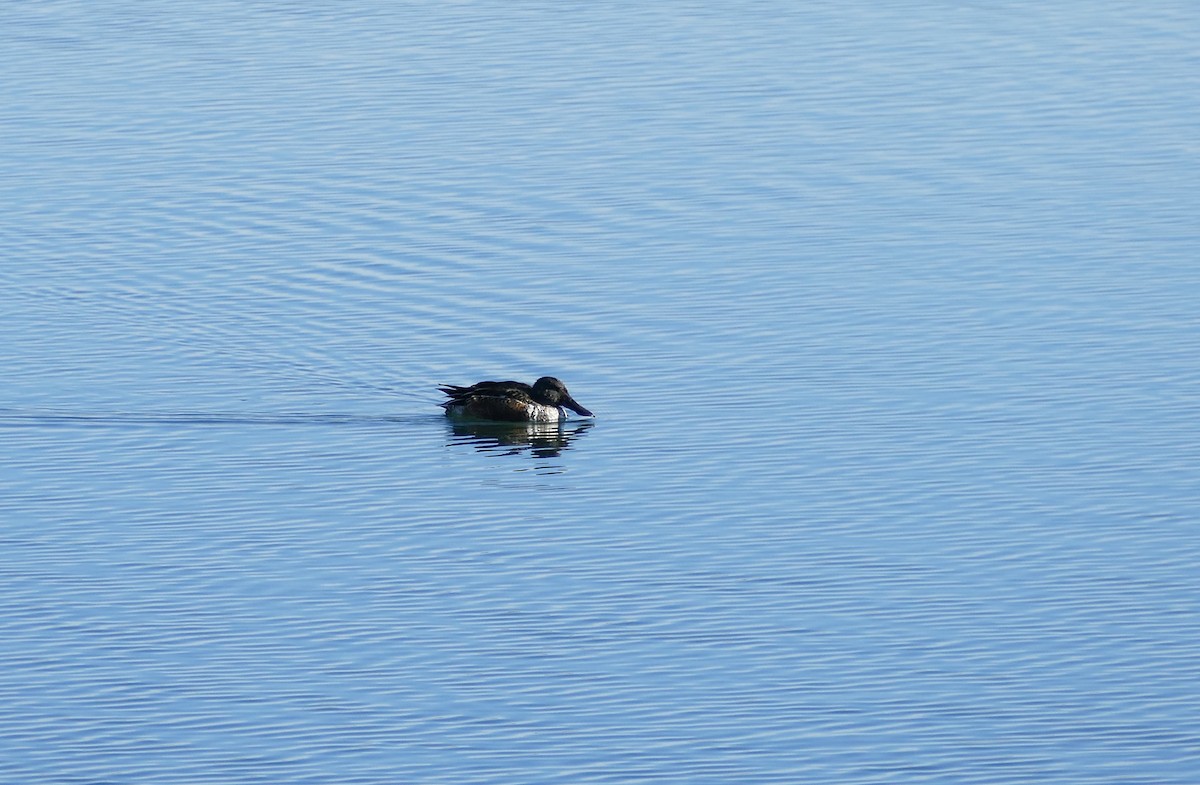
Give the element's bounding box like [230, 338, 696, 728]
[532, 376, 593, 417]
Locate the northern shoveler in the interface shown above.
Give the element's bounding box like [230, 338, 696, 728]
[439, 377, 594, 422]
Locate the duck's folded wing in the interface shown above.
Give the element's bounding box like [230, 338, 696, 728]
[439, 380, 532, 401]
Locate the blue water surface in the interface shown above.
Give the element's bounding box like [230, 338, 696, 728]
[2, 2, 1198, 783]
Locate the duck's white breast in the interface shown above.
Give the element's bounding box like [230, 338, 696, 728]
[527, 404, 562, 423]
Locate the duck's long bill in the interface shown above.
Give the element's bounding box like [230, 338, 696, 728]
[564, 396, 593, 417]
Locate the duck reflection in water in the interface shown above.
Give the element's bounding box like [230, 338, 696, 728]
[446, 418, 594, 459]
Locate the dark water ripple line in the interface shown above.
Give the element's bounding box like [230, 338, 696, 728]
[0, 408, 435, 429]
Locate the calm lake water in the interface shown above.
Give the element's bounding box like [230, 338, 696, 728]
[3, 2, 1198, 783]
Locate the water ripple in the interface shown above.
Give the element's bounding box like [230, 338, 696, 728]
[3, 1, 1199, 783]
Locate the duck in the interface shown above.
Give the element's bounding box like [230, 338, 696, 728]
[439, 377, 593, 422]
